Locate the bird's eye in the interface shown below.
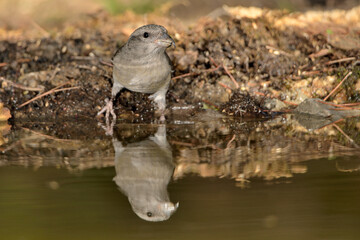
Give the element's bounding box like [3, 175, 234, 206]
[146, 212, 152, 217]
[143, 32, 149, 38]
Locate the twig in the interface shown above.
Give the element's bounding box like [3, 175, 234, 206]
[226, 134, 236, 148]
[331, 107, 360, 111]
[316, 100, 340, 107]
[325, 57, 356, 65]
[204, 65, 221, 72]
[202, 99, 219, 109]
[316, 100, 360, 108]
[333, 123, 359, 148]
[172, 72, 196, 80]
[0, 77, 44, 91]
[317, 118, 344, 130]
[323, 71, 352, 101]
[172, 65, 221, 81]
[352, 61, 360, 67]
[282, 100, 298, 106]
[18, 81, 72, 109]
[338, 103, 360, 107]
[30, 19, 49, 38]
[169, 140, 194, 147]
[223, 65, 239, 89]
[21, 127, 77, 142]
[298, 63, 309, 70]
[99, 60, 113, 67]
[208, 56, 219, 67]
[254, 91, 266, 96]
[308, 49, 332, 58]
[218, 82, 232, 90]
[53, 86, 80, 93]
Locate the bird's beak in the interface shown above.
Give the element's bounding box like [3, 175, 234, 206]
[156, 32, 176, 48]
[162, 202, 179, 215]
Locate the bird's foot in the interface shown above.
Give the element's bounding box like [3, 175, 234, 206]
[98, 120, 115, 136]
[97, 98, 116, 136]
[159, 114, 166, 122]
[97, 98, 116, 122]
[155, 109, 167, 123]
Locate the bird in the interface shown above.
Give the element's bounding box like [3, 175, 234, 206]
[97, 24, 175, 122]
[112, 125, 179, 222]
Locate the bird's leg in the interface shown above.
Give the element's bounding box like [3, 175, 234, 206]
[97, 98, 116, 121]
[149, 124, 168, 148]
[97, 98, 116, 136]
[98, 118, 115, 136]
[98, 81, 124, 119]
[97, 81, 124, 135]
[149, 87, 167, 122]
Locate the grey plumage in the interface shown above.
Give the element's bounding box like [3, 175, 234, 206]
[112, 125, 179, 222]
[98, 24, 175, 121]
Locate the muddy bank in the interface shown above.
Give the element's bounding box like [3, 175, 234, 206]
[0, 7, 360, 122]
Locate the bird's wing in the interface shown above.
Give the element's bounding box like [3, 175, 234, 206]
[165, 52, 172, 69]
[112, 44, 125, 61]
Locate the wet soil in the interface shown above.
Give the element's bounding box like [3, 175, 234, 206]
[1, 114, 360, 177]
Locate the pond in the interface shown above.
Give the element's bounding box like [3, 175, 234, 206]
[1, 112, 360, 240]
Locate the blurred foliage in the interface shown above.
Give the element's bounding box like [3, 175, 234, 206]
[275, 0, 297, 11]
[101, 0, 169, 14]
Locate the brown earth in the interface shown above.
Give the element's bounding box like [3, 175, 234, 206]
[0, 6, 360, 123]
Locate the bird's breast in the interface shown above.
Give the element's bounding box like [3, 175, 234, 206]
[113, 56, 171, 94]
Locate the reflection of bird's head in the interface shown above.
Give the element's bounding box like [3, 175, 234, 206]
[131, 200, 179, 222]
[127, 24, 175, 54]
[113, 124, 177, 222]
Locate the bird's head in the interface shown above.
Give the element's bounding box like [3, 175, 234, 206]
[127, 24, 175, 55]
[131, 200, 179, 222]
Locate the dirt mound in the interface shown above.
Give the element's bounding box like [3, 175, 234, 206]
[0, 7, 359, 122]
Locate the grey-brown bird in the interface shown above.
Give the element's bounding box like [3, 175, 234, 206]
[113, 125, 179, 222]
[98, 24, 175, 121]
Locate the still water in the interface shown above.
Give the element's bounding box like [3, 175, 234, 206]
[1, 113, 360, 240]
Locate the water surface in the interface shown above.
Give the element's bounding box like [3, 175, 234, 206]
[1, 114, 360, 240]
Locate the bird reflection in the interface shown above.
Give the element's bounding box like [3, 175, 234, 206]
[112, 124, 178, 222]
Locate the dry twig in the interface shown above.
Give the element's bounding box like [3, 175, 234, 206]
[323, 71, 352, 101]
[18, 81, 77, 109]
[332, 124, 359, 148]
[226, 134, 236, 148]
[169, 140, 194, 147]
[308, 49, 332, 58]
[202, 99, 219, 109]
[21, 127, 77, 142]
[223, 65, 239, 89]
[325, 57, 356, 65]
[0, 77, 44, 91]
[99, 60, 114, 67]
[218, 82, 232, 90]
[172, 72, 197, 80]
